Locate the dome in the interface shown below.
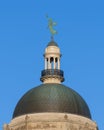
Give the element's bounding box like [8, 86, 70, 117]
[47, 40, 58, 47]
[13, 83, 91, 119]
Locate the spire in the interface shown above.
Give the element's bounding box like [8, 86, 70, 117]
[40, 40, 64, 83]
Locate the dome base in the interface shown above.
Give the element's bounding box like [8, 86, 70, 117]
[4, 113, 98, 130]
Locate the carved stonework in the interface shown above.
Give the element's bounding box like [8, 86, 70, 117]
[64, 114, 68, 120]
[3, 124, 10, 130]
[4, 113, 98, 130]
[27, 123, 57, 129]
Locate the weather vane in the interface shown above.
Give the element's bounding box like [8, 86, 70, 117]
[46, 15, 57, 39]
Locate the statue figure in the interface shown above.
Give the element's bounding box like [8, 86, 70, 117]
[46, 15, 57, 36]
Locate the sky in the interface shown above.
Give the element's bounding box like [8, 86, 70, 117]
[0, 0, 104, 130]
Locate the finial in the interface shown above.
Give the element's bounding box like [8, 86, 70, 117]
[46, 15, 57, 37]
[51, 36, 54, 41]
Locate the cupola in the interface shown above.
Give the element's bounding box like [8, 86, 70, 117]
[40, 38, 64, 83]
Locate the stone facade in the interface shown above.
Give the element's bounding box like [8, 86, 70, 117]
[4, 113, 98, 130]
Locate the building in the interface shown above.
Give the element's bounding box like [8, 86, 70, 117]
[3, 38, 98, 130]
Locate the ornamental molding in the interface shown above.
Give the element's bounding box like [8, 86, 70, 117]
[4, 113, 97, 130]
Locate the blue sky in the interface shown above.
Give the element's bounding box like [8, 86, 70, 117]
[0, 0, 104, 130]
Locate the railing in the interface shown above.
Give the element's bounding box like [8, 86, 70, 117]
[41, 69, 64, 77]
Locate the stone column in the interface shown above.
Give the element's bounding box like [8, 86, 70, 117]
[45, 58, 47, 70]
[58, 58, 60, 69]
[48, 58, 51, 69]
[54, 57, 55, 69]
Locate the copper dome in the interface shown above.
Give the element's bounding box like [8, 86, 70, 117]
[13, 83, 91, 119]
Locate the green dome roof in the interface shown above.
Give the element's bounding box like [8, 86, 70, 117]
[13, 83, 91, 119]
[47, 40, 58, 47]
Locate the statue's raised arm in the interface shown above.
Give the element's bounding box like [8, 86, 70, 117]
[46, 15, 57, 36]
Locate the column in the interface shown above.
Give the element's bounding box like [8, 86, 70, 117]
[48, 57, 51, 69]
[58, 58, 60, 69]
[45, 58, 47, 70]
[54, 57, 55, 69]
